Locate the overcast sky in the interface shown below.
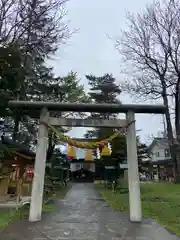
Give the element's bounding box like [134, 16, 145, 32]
[48, 0, 165, 156]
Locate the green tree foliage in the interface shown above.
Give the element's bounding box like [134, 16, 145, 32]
[25, 70, 88, 158]
[111, 135, 127, 159]
[0, 0, 70, 142]
[0, 141, 19, 176]
[0, 0, 90, 179]
[137, 136, 149, 172]
[44, 151, 70, 192]
[0, 43, 24, 117]
[0, 0, 88, 154]
[38, 71, 89, 161]
[84, 74, 125, 159]
[86, 74, 121, 104]
[28, 71, 88, 104]
[0, 66, 88, 158]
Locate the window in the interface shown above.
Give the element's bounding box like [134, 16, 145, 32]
[164, 148, 170, 157]
[155, 152, 160, 157]
[76, 164, 81, 170]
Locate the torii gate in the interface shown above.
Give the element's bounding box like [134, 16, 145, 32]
[8, 101, 165, 223]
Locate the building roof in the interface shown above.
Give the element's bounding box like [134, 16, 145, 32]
[148, 137, 169, 152]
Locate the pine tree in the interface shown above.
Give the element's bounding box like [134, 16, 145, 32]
[42, 71, 89, 161]
[0, 0, 70, 140]
[137, 137, 149, 172]
[0, 42, 25, 117]
[0, 0, 74, 146]
[85, 74, 126, 158]
[27, 71, 89, 159]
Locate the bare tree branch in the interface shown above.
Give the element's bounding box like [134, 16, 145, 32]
[115, 0, 180, 176]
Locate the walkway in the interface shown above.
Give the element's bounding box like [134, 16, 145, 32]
[1, 183, 179, 240]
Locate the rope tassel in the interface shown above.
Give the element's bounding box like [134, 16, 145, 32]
[101, 144, 111, 157]
[85, 150, 93, 161]
[67, 145, 76, 158]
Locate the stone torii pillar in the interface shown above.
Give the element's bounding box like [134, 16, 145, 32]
[29, 108, 49, 222]
[126, 111, 142, 222]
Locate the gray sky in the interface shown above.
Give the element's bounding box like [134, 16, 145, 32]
[48, 0, 165, 155]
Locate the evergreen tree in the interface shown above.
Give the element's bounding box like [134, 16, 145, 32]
[0, 0, 70, 141]
[41, 71, 89, 161]
[0, 0, 79, 150]
[137, 137, 149, 172]
[0, 43, 25, 117]
[84, 74, 126, 159]
[111, 135, 127, 160]
[18, 71, 88, 158]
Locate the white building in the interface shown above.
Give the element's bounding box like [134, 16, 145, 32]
[148, 138, 171, 163]
[147, 138, 173, 180]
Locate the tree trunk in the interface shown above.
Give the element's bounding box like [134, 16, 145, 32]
[162, 93, 178, 177]
[46, 144, 55, 162]
[174, 75, 180, 179]
[46, 131, 55, 162]
[12, 0, 38, 142]
[175, 76, 180, 140]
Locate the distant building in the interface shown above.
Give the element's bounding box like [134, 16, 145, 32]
[147, 137, 173, 180]
[148, 137, 171, 163]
